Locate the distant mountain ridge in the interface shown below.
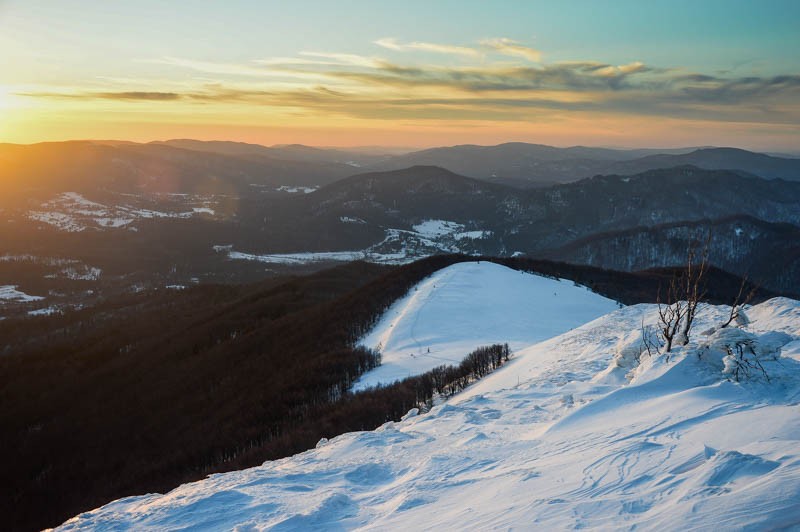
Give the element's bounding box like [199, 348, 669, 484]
[0, 140, 356, 205]
[153, 140, 800, 185]
[286, 165, 800, 251]
[545, 215, 800, 296]
[4, 141, 798, 197]
[604, 147, 800, 181]
[153, 139, 391, 166]
[371, 143, 800, 185]
[3, 140, 800, 308]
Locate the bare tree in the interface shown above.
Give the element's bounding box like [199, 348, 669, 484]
[657, 237, 710, 354]
[725, 339, 770, 383]
[641, 318, 659, 359]
[657, 276, 686, 354]
[721, 275, 758, 329]
[679, 243, 709, 346]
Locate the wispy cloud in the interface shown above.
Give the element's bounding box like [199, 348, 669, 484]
[17, 38, 800, 129]
[141, 56, 330, 81]
[675, 73, 800, 103]
[19, 90, 182, 101]
[374, 38, 482, 58]
[593, 61, 648, 77]
[325, 60, 658, 92]
[143, 56, 269, 77]
[480, 38, 542, 62]
[296, 51, 384, 68]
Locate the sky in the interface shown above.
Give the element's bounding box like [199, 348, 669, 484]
[1, 0, 798, 150]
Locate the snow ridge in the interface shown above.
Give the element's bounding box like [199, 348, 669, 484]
[355, 262, 618, 390]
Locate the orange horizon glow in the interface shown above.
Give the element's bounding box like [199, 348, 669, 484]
[3, 108, 798, 153]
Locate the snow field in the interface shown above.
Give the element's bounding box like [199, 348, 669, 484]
[27, 192, 217, 232]
[223, 219, 493, 266]
[354, 261, 619, 390]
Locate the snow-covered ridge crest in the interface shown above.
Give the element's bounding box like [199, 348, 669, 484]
[58, 288, 800, 530]
[354, 261, 619, 390]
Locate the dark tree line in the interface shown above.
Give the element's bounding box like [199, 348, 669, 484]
[402, 343, 512, 401]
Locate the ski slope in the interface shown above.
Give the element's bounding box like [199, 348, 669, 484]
[57, 274, 800, 530]
[354, 261, 619, 390]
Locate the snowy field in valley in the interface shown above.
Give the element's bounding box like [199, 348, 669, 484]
[57, 265, 800, 531]
[26, 192, 218, 232]
[221, 219, 494, 266]
[354, 262, 619, 390]
[0, 285, 44, 302]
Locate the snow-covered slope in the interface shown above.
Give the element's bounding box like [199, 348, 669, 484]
[58, 290, 800, 530]
[355, 261, 619, 390]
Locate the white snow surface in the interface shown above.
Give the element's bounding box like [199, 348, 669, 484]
[354, 262, 619, 390]
[276, 186, 318, 194]
[0, 285, 44, 302]
[229, 250, 366, 265]
[58, 272, 800, 531]
[28, 306, 61, 316]
[453, 229, 492, 240]
[411, 219, 464, 238]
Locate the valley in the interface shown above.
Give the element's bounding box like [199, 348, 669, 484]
[3, 141, 799, 322]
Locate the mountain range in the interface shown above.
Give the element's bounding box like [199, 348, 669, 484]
[2, 139, 799, 317]
[154, 140, 800, 186]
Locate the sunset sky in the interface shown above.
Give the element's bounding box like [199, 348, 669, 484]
[1, 0, 798, 150]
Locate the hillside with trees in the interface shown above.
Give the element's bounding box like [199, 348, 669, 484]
[1, 255, 769, 530]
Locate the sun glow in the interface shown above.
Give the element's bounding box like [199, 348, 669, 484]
[0, 86, 24, 111]
[0, 87, 12, 109]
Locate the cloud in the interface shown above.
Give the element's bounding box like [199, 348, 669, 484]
[142, 56, 331, 80]
[144, 56, 270, 77]
[677, 74, 800, 103]
[17, 72, 800, 127]
[18, 90, 182, 101]
[593, 61, 647, 77]
[297, 51, 384, 68]
[326, 60, 656, 92]
[17, 39, 800, 129]
[98, 91, 182, 101]
[480, 38, 542, 62]
[255, 57, 349, 66]
[374, 38, 482, 58]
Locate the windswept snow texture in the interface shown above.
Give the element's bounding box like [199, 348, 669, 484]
[59, 297, 800, 531]
[354, 262, 619, 390]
